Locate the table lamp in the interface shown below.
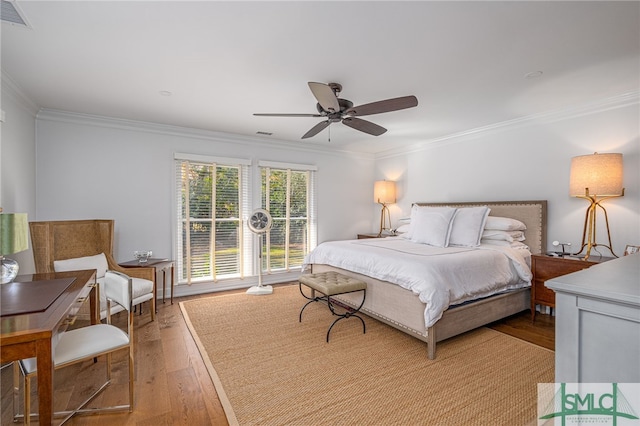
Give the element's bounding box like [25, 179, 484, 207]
[1, 212, 29, 283]
[569, 152, 624, 260]
[374, 180, 396, 237]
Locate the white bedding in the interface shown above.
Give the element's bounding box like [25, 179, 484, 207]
[303, 237, 532, 328]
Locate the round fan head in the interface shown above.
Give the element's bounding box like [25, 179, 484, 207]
[248, 209, 272, 234]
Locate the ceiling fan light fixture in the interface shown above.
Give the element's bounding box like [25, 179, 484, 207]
[525, 70, 543, 79]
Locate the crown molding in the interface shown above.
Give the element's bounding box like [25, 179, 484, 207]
[375, 90, 640, 160]
[30, 89, 639, 163]
[1, 70, 39, 116]
[35, 108, 374, 161]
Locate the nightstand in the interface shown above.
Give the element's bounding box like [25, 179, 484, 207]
[530, 254, 611, 321]
[357, 233, 381, 239]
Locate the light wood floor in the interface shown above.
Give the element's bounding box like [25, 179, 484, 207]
[1, 285, 554, 425]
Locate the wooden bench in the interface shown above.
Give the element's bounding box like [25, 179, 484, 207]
[298, 271, 367, 342]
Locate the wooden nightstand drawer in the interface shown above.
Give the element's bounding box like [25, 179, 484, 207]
[530, 254, 609, 321]
[357, 233, 393, 239]
[357, 233, 379, 239]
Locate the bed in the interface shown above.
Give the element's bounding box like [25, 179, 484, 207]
[305, 200, 547, 359]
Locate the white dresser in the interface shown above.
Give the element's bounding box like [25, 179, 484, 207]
[546, 253, 640, 383]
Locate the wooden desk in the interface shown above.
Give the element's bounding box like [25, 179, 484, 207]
[0, 270, 98, 425]
[119, 258, 175, 305]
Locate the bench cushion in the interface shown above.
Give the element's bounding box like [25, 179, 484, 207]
[299, 271, 366, 296]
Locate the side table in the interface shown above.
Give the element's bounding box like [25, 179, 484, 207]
[357, 233, 394, 239]
[119, 258, 175, 306]
[530, 254, 612, 321]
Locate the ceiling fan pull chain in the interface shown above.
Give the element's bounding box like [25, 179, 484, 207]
[328, 123, 331, 142]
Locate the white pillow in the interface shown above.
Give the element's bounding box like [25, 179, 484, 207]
[449, 206, 491, 247]
[484, 216, 526, 231]
[481, 240, 530, 250]
[481, 230, 525, 242]
[409, 206, 458, 247]
[395, 224, 411, 234]
[54, 253, 109, 278]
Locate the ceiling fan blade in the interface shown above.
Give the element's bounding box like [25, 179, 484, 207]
[308, 82, 340, 113]
[254, 113, 323, 117]
[302, 120, 330, 139]
[342, 117, 387, 136]
[346, 95, 418, 117]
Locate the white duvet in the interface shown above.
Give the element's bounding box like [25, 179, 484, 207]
[303, 237, 532, 328]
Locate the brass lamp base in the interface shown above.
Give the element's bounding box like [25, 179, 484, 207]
[572, 194, 619, 260]
[377, 203, 391, 237]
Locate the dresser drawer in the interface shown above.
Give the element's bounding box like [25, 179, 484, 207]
[55, 278, 97, 336]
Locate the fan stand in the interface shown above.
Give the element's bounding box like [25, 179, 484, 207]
[246, 232, 273, 295]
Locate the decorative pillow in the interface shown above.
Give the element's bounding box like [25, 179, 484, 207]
[408, 206, 459, 247]
[481, 230, 526, 242]
[53, 253, 109, 278]
[484, 216, 526, 231]
[449, 206, 491, 247]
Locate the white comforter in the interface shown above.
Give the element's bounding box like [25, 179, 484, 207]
[303, 237, 532, 328]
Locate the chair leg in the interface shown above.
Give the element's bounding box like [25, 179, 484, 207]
[12, 363, 20, 423]
[128, 347, 134, 411]
[150, 297, 156, 321]
[106, 352, 112, 381]
[12, 362, 32, 426]
[24, 373, 31, 426]
[12, 363, 17, 417]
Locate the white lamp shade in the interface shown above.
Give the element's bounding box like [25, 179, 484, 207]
[374, 180, 396, 204]
[569, 153, 624, 197]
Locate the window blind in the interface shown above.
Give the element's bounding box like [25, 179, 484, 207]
[175, 157, 250, 284]
[260, 164, 317, 273]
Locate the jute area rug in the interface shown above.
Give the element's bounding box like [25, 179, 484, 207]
[180, 285, 554, 426]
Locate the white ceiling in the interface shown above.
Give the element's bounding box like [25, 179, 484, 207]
[2, 1, 639, 155]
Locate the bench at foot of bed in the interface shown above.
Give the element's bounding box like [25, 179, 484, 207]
[298, 271, 367, 342]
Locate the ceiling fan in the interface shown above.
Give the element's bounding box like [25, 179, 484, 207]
[254, 82, 418, 139]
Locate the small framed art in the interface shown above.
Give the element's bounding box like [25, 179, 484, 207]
[623, 245, 640, 256]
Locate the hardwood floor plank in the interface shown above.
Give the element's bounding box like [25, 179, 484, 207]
[489, 311, 555, 350]
[166, 367, 213, 425]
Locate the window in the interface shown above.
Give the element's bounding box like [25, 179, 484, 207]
[175, 154, 251, 284]
[259, 161, 317, 273]
[174, 155, 316, 286]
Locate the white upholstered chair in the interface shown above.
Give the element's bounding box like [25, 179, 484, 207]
[14, 270, 135, 424]
[53, 252, 153, 320]
[29, 219, 155, 321]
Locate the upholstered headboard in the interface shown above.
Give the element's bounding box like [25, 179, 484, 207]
[415, 200, 547, 254]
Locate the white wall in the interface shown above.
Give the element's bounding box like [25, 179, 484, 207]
[375, 99, 640, 256]
[6, 90, 638, 288]
[34, 111, 375, 290]
[0, 76, 38, 274]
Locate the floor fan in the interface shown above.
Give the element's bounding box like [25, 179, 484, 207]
[246, 208, 274, 295]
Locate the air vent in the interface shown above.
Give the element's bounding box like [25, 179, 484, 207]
[256, 131, 273, 136]
[1, 0, 29, 27]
